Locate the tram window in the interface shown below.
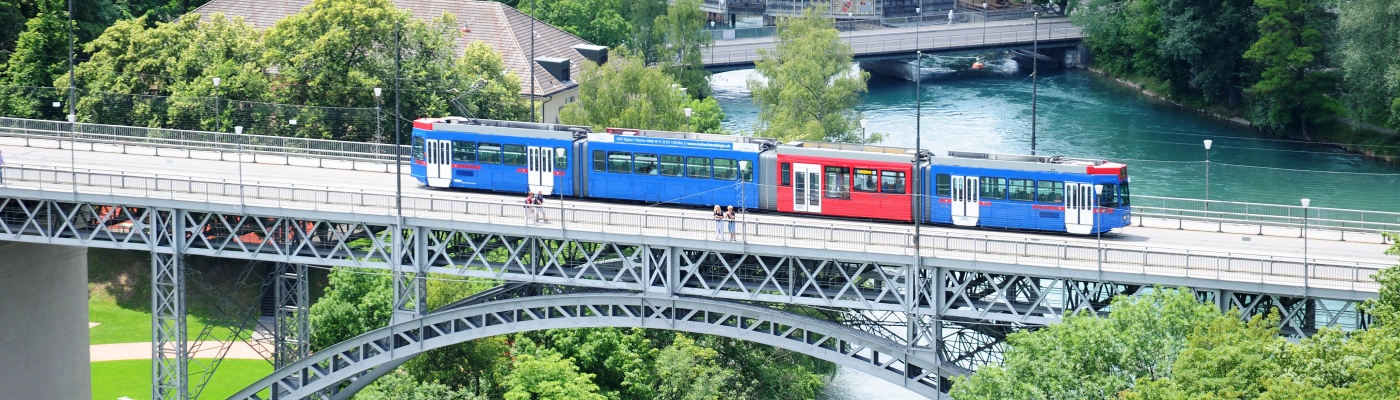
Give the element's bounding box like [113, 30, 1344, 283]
[882, 170, 906, 194]
[1120, 182, 1131, 206]
[412, 136, 425, 159]
[713, 158, 738, 180]
[607, 151, 633, 173]
[935, 174, 951, 196]
[824, 166, 851, 199]
[854, 169, 878, 192]
[634, 153, 659, 175]
[1008, 179, 1034, 201]
[592, 150, 606, 172]
[659, 155, 684, 177]
[554, 148, 568, 169]
[1099, 184, 1119, 207]
[740, 160, 753, 182]
[780, 163, 792, 186]
[979, 177, 1006, 200]
[1036, 181, 1064, 203]
[502, 144, 527, 166]
[687, 156, 711, 178]
[451, 141, 476, 163]
[478, 143, 502, 164]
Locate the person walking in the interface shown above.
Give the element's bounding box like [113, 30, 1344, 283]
[713, 205, 724, 240]
[725, 205, 737, 241]
[533, 191, 549, 223]
[524, 191, 537, 224]
[0, 149, 6, 185]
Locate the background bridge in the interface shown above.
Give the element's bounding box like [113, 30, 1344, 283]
[0, 121, 1392, 399]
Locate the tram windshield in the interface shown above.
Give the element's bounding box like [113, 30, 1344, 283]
[1100, 184, 1119, 208]
[1119, 182, 1131, 207]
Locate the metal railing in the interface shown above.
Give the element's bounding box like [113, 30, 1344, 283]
[2, 165, 1386, 293]
[1132, 197, 1400, 237]
[0, 117, 408, 165]
[706, 8, 1055, 41]
[705, 23, 1082, 66]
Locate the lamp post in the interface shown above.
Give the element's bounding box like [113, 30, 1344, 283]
[1030, 11, 1039, 155]
[740, 160, 749, 243]
[684, 107, 693, 132]
[860, 118, 868, 142]
[374, 87, 382, 144]
[1095, 184, 1103, 274]
[1301, 198, 1310, 289]
[982, 2, 987, 45]
[235, 126, 244, 205]
[212, 77, 221, 133]
[1203, 139, 1212, 206]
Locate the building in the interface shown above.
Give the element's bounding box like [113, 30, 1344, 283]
[189, 0, 606, 123]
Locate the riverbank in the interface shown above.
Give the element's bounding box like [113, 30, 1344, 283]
[1083, 66, 1400, 164]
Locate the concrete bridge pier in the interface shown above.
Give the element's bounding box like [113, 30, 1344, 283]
[0, 242, 90, 399]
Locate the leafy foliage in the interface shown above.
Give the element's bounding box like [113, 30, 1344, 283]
[0, 11, 71, 116]
[749, 6, 870, 143]
[655, 0, 712, 99]
[558, 51, 693, 132]
[355, 370, 478, 400]
[504, 340, 607, 400]
[1335, 0, 1400, 128]
[1157, 0, 1258, 104]
[1243, 0, 1337, 136]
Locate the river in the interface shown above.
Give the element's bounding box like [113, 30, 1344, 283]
[708, 61, 1400, 399]
[711, 62, 1400, 212]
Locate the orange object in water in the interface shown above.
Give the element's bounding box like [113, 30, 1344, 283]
[972, 61, 985, 70]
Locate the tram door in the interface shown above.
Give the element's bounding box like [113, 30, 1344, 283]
[1064, 183, 1095, 234]
[792, 163, 822, 213]
[425, 139, 452, 188]
[527, 146, 555, 195]
[951, 175, 980, 226]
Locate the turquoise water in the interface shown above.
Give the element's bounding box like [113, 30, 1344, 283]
[712, 64, 1400, 212]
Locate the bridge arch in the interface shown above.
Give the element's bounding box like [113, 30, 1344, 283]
[232, 292, 963, 400]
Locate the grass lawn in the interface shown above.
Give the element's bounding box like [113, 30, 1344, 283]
[89, 301, 241, 345]
[92, 359, 272, 400]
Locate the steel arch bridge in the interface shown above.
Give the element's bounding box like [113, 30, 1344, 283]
[230, 289, 969, 400]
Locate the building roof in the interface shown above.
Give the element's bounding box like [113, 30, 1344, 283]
[188, 0, 592, 97]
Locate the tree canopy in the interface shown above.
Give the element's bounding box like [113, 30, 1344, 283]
[749, 6, 870, 143]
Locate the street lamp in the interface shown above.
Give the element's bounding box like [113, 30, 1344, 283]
[235, 125, 244, 205]
[374, 87, 382, 144]
[684, 107, 693, 132]
[1203, 139, 1212, 206]
[212, 77, 221, 133]
[1301, 198, 1310, 289]
[982, 2, 988, 45]
[1095, 184, 1103, 274]
[1030, 11, 1039, 155]
[860, 118, 868, 142]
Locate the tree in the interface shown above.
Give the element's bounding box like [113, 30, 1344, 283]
[307, 267, 393, 350]
[951, 288, 1220, 400]
[1335, 0, 1400, 128]
[454, 41, 530, 122]
[1073, 0, 1171, 80]
[356, 370, 478, 400]
[0, 11, 70, 117]
[557, 51, 691, 132]
[1243, 0, 1336, 136]
[655, 0, 712, 99]
[521, 0, 630, 48]
[1156, 0, 1258, 105]
[504, 341, 607, 400]
[748, 6, 870, 143]
[650, 334, 739, 400]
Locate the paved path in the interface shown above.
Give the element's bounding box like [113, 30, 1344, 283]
[91, 341, 269, 362]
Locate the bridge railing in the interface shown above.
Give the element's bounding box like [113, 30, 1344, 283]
[0, 116, 408, 164]
[705, 22, 1082, 66]
[1131, 197, 1400, 237]
[3, 165, 1386, 294]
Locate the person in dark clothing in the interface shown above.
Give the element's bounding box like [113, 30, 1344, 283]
[725, 206, 737, 241]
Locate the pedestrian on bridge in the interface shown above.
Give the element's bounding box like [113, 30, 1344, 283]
[713, 205, 725, 240]
[725, 206, 737, 241]
[533, 192, 549, 223]
[948, 9, 955, 24]
[0, 149, 6, 184]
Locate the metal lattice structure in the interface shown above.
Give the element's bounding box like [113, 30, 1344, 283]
[273, 263, 310, 368]
[0, 167, 1384, 399]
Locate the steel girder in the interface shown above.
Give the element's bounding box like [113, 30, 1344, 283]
[151, 209, 188, 400]
[274, 263, 310, 368]
[229, 292, 960, 400]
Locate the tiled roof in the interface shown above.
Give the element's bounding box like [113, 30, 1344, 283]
[188, 0, 592, 97]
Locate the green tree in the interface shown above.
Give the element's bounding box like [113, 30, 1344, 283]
[504, 341, 607, 400]
[651, 334, 739, 400]
[655, 0, 712, 99]
[951, 288, 1220, 400]
[356, 370, 478, 400]
[1335, 0, 1400, 128]
[521, 0, 630, 48]
[0, 11, 70, 117]
[748, 6, 870, 143]
[557, 51, 690, 132]
[454, 41, 530, 122]
[308, 267, 393, 350]
[403, 275, 511, 398]
[1157, 0, 1258, 105]
[703, 337, 831, 400]
[685, 97, 724, 134]
[1243, 0, 1336, 136]
[1074, 0, 1171, 81]
[621, 0, 669, 65]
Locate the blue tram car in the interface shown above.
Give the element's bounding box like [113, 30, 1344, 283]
[922, 151, 1131, 234]
[580, 128, 772, 209]
[410, 117, 586, 196]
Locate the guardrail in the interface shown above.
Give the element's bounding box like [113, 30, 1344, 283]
[0, 116, 408, 166]
[1, 165, 1385, 294]
[2, 116, 1395, 240]
[705, 22, 1082, 66]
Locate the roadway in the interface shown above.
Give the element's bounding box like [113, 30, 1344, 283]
[3, 138, 1393, 269]
[706, 17, 1082, 68]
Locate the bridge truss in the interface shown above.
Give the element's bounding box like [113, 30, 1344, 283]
[0, 188, 1378, 399]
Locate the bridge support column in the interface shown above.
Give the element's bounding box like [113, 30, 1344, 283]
[0, 242, 90, 400]
[273, 263, 309, 368]
[152, 208, 189, 400]
[391, 227, 427, 324]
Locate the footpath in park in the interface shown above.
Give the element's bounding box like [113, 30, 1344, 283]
[90, 319, 273, 362]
